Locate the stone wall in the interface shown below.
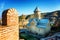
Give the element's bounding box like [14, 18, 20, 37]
[0, 25, 19, 40]
[2, 8, 18, 26]
[0, 8, 19, 40]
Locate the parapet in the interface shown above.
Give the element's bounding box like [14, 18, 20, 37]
[2, 8, 18, 26]
[0, 8, 19, 40]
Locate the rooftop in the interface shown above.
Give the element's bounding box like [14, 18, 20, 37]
[34, 7, 40, 12]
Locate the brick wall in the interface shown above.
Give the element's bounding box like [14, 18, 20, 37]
[2, 8, 18, 26]
[0, 25, 19, 40]
[0, 8, 19, 40]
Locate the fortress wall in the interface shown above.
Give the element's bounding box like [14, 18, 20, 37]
[0, 25, 19, 40]
[0, 8, 19, 40]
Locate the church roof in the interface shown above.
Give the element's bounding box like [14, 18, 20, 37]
[27, 18, 50, 28]
[34, 7, 40, 12]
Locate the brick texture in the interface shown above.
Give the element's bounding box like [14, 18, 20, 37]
[0, 26, 19, 40]
[0, 8, 19, 40]
[2, 8, 18, 26]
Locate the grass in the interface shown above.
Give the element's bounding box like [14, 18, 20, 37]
[20, 33, 38, 40]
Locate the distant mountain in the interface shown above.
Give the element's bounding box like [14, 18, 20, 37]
[25, 10, 60, 19]
[19, 10, 60, 20]
[44, 10, 60, 17]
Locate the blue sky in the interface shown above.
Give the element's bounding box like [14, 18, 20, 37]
[0, 0, 60, 18]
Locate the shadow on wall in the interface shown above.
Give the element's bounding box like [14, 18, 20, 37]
[2, 9, 9, 26]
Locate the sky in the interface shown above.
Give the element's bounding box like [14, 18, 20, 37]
[0, 0, 60, 18]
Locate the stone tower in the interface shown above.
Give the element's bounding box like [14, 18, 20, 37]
[34, 7, 42, 19]
[0, 8, 19, 40]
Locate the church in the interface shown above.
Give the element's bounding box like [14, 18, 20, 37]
[27, 7, 51, 35]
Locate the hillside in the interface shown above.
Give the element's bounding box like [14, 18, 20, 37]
[19, 10, 60, 20]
